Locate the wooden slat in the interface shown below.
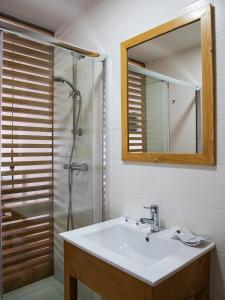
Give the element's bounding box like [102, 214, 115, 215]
[128, 106, 142, 111]
[3, 78, 50, 92]
[3, 247, 51, 266]
[3, 87, 51, 100]
[3, 209, 52, 225]
[2, 184, 52, 195]
[128, 137, 143, 140]
[2, 115, 52, 124]
[3, 254, 52, 275]
[2, 199, 52, 213]
[3, 69, 50, 84]
[3, 223, 51, 239]
[2, 160, 52, 167]
[2, 152, 52, 157]
[128, 149, 142, 152]
[129, 129, 142, 134]
[128, 92, 141, 99]
[2, 143, 52, 149]
[4, 42, 51, 61]
[2, 134, 52, 140]
[2, 215, 52, 232]
[3, 262, 53, 293]
[128, 87, 142, 94]
[2, 124, 52, 132]
[3, 61, 50, 77]
[4, 34, 51, 53]
[128, 100, 142, 106]
[4, 51, 50, 69]
[2, 176, 52, 186]
[128, 71, 142, 79]
[129, 119, 142, 124]
[129, 125, 143, 130]
[2, 106, 52, 117]
[2, 239, 52, 257]
[1, 192, 52, 204]
[3, 232, 52, 250]
[129, 142, 143, 146]
[128, 78, 142, 85]
[2, 97, 52, 108]
[128, 81, 142, 89]
[129, 112, 142, 117]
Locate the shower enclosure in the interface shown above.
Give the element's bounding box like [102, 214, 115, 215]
[0, 28, 105, 300]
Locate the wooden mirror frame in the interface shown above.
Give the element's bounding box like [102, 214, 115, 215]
[121, 4, 215, 165]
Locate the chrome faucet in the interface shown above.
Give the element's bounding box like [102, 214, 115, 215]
[140, 205, 160, 232]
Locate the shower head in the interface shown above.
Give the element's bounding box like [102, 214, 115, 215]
[53, 76, 77, 92]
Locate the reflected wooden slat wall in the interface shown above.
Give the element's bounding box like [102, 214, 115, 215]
[1, 32, 54, 292]
[128, 59, 147, 152]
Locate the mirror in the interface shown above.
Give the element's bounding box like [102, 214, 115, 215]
[121, 5, 215, 165]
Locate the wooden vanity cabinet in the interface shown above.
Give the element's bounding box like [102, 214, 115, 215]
[64, 241, 211, 300]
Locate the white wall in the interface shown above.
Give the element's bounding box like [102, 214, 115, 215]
[56, 0, 225, 299]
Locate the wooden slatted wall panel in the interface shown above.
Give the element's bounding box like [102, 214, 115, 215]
[128, 60, 147, 152]
[1, 32, 54, 292]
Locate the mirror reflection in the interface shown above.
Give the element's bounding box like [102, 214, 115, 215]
[127, 21, 202, 154]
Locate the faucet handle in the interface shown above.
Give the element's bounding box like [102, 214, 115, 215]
[143, 206, 151, 210]
[150, 204, 159, 213]
[143, 205, 159, 211]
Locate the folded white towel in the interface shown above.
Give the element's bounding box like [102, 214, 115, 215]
[169, 226, 208, 247]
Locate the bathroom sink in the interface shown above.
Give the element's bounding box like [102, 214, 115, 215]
[83, 224, 178, 265]
[60, 217, 214, 286]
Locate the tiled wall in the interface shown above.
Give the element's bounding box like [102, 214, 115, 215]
[56, 0, 225, 298]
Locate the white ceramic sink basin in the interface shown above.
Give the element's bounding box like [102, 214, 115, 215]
[60, 217, 214, 286]
[83, 224, 178, 265]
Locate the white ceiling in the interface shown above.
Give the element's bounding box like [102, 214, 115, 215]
[128, 21, 201, 64]
[0, 0, 96, 32]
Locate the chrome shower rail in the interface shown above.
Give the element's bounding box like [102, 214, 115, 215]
[0, 15, 105, 60]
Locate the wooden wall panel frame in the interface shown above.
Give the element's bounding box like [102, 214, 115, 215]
[121, 4, 215, 165]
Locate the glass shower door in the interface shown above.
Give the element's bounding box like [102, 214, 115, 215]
[54, 47, 103, 300]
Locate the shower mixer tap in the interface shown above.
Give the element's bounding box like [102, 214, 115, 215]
[64, 162, 88, 173]
[71, 128, 82, 136]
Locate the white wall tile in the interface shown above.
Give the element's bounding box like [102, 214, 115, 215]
[215, 0, 225, 33]
[217, 75, 225, 120]
[161, 166, 215, 207]
[123, 163, 160, 198]
[217, 120, 225, 164]
[215, 165, 225, 209]
[123, 192, 160, 220]
[110, 67, 121, 129]
[215, 209, 225, 254]
[110, 159, 124, 190]
[161, 199, 214, 238]
[215, 253, 225, 300]
[216, 32, 225, 77]
[110, 129, 122, 160]
[110, 189, 124, 218]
